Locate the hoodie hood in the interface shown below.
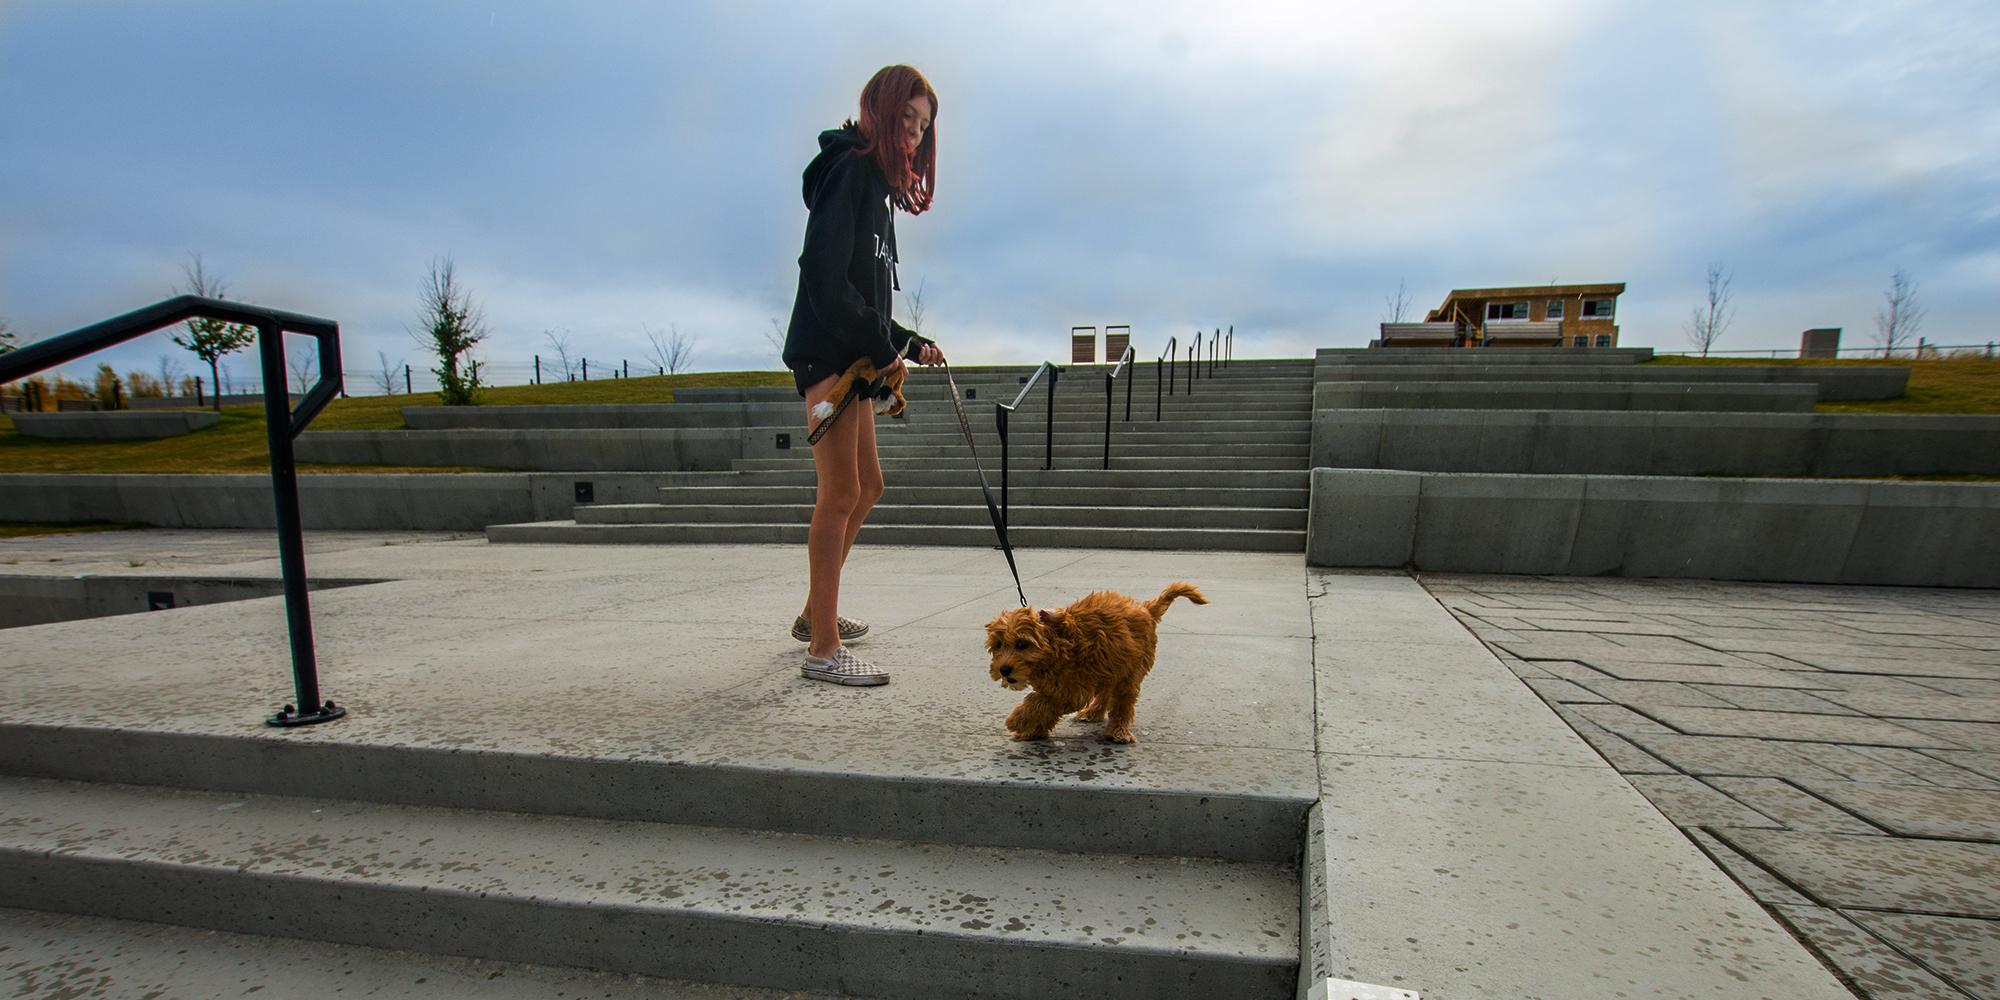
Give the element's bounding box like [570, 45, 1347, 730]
[802, 126, 868, 208]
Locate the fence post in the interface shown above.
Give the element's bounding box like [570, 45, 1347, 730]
[404, 364, 412, 395]
[196, 377, 205, 407]
[623, 360, 629, 379]
[534, 355, 541, 385]
[583, 358, 589, 381]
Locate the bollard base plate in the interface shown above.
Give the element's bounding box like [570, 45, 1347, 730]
[266, 700, 346, 728]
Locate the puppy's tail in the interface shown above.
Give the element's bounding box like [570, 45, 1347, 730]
[1145, 582, 1208, 621]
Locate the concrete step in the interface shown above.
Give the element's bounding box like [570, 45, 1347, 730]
[650, 484, 1308, 508]
[737, 457, 1306, 473]
[655, 468, 1312, 489]
[0, 776, 1298, 1000]
[877, 426, 1315, 446]
[488, 520, 1307, 551]
[0, 907, 838, 1000]
[874, 442, 1309, 460]
[579, 503, 1309, 531]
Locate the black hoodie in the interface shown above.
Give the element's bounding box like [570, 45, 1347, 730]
[783, 126, 932, 396]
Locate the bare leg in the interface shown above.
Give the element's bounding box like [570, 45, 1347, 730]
[803, 393, 886, 623]
[804, 376, 863, 659]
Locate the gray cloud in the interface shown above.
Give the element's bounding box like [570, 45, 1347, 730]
[4, 0, 1998, 394]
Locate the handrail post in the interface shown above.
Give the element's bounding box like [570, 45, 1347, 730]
[996, 407, 1011, 531]
[1043, 365, 1057, 471]
[1156, 358, 1164, 420]
[1103, 370, 1112, 470]
[1187, 337, 1197, 395]
[256, 319, 341, 728]
[1124, 357, 1133, 421]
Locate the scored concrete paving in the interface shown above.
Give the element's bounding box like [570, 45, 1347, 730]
[1435, 572, 2000, 1000]
[1306, 569, 1853, 999]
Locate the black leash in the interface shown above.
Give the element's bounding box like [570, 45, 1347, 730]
[940, 359, 1030, 608]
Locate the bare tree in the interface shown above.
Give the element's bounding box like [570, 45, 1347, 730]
[155, 353, 183, 397]
[765, 318, 788, 362]
[373, 350, 404, 395]
[1874, 267, 1927, 357]
[1383, 278, 1411, 323]
[542, 329, 578, 381]
[170, 253, 257, 410]
[907, 277, 930, 335]
[0, 318, 16, 355]
[412, 256, 486, 405]
[643, 323, 697, 375]
[1684, 262, 1735, 357]
[287, 348, 319, 394]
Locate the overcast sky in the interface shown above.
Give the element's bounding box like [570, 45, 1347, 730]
[4, 1, 1997, 391]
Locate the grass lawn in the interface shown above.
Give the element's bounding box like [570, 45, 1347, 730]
[0, 369, 793, 474]
[1645, 354, 2000, 413]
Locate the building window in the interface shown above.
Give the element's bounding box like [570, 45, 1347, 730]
[1547, 300, 1565, 320]
[1486, 302, 1530, 321]
[1583, 298, 1616, 319]
[1573, 336, 1589, 347]
[1595, 334, 1613, 347]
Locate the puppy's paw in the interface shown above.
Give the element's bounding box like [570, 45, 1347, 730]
[1101, 727, 1136, 744]
[1010, 729, 1048, 741]
[872, 397, 893, 414]
[810, 400, 834, 421]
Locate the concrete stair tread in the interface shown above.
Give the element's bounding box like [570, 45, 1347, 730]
[487, 521, 1307, 551]
[590, 502, 1304, 514]
[0, 907, 840, 1000]
[0, 775, 1298, 995]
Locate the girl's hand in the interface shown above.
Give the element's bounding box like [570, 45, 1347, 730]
[882, 354, 907, 377]
[917, 342, 945, 366]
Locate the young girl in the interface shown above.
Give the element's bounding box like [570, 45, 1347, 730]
[783, 65, 945, 686]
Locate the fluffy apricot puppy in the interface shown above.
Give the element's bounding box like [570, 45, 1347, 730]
[985, 582, 1208, 744]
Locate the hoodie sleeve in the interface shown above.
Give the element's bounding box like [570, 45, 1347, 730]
[890, 321, 935, 360]
[798, 152, 900, 369]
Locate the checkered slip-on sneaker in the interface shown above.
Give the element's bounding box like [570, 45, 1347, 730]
[801, 647, 890, 686]
[792, 614, 869, 644]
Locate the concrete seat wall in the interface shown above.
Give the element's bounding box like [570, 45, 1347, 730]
[1307, 468, 2000, 587]
[10, 411, 219, 440]
[1311, 410, 2000, 477]
[1312, 363, 1909, 401]
[1313, 380, 1818, 412]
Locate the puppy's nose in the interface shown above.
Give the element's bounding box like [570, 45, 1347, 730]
[1000, 666, 1013, 676]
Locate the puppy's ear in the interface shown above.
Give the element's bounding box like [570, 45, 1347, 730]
[1037, 608, 1065, 631]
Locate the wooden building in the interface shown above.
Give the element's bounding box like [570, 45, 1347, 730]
[1379, 282, 1624, 348]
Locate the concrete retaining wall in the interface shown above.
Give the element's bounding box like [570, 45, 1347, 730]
[0, 472, 743, 531]
[1312, 363, 1909, 401]
[403, 403, 797, 430]
[1314, 380, 1817, 412]
[298, 427, 800, 471]
[1307, 468, 2000, 587]
[1311, 410, 2000, 476]
[11, 411, 220, 440]
[1316, 347, 1655, 365]
[0, 574, 379, 629]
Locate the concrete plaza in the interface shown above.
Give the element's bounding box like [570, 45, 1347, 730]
[0, 529, 1992, 997]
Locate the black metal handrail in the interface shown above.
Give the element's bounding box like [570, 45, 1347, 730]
[996, 360, 1060, 529]
[1102, 343, 1136, 469]
[0, 295, 347, 728]
[1225, 325, 1233, 367]
[1155, 335, 1177, 420]
[1189, 330, 1202, 394]
[1209, 327, 1220, 376]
